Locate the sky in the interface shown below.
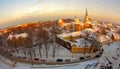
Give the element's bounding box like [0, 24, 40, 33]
[0, 0, 120, 28]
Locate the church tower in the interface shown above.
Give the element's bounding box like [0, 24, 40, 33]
[83, 9, 93, 28]
[83, 9, 92, 23]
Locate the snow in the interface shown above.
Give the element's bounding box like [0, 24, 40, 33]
[97, 35, 108, 43]
[97, 40, 120, 69]
[15, 33, 28, 39]
[107, 31, 120, 43]
[101, 42, 119, 52]
[80, 29, 96, 39]
[7, 34, 15, 40]
[7, 33, 28, 40]
[1, 20, 120, 69]
[73, 38, 92, 47]
[0, 55, 14, 69]
[0, 59, 97, 69]
[57, 31, 80, 38]
[58, 19, 63, 23]
[0, 60, 12, 69]
[57, 28, 96, 41]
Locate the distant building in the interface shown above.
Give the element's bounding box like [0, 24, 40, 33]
[97, 35, 110, 46]
[58, 9, 93, 32]
[83, 9, 93, 29]
[58, 18, 64, 27]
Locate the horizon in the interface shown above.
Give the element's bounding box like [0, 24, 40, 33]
[0, 0, 120, 29]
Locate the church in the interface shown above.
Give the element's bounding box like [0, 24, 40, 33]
[58, 9, 93, 32]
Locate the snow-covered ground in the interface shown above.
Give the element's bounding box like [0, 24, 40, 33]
[11, 43, 98, 63]
[0, 61, 12, 69]
[96, 40, 120, 69]
[0, 58, 98, 69]
[0, 43, 99, 69]
[1, 40, 120, 69]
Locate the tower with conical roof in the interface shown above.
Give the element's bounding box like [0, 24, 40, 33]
[83, 9, 93, 28]
[83, 9, 92, 23]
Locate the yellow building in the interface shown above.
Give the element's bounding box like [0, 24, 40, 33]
[83, 23, 93, 29]
[112, 33, 119, 42]
[71, 44, 94, 53]
[57, 32, 95, 53]
[58, 18, 64, 27]
[64, 23, 72, 30]
[74, 23, 83, 31]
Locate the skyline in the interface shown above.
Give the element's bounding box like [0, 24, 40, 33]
[0, 0, 120, 28]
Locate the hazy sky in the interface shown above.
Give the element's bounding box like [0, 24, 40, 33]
[0, 0, 120, 28]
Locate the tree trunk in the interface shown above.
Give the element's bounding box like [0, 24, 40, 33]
[84, 45, 86, 55]
[45, 41, 48, 59]
[38, 45, 42, 58]
[53, 41, 55, 58]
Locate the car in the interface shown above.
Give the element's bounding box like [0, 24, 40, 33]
[41, 59, 46, 62]
[34, 58, 39, 61]
[79, 57, 85, 60]
[56, 59, 63, 62]
[95, 55, 100, 58]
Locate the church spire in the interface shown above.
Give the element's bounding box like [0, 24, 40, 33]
[86, 8, 88, 17]
[84, 8, 92, 23]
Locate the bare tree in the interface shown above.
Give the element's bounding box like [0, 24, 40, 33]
[38, 28, 42, 58]
[41, 24, 49, 59]
[52, 22, 57, 58]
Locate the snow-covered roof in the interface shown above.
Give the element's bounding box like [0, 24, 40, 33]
[7, 34, 14, 40]
[97, 35, 109, 42]
[58, 28, 95, 38]
[80, 29, 95, 38]
[83, 29, 95, 33]
[58, 19, 63, 23]
[57, 31, 80, 38]
[71, 38, 92, 47]
[7, 33, 28, 40]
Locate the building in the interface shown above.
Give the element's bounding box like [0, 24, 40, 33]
[56, 32, 95, 53]
[71, 38, 94, 53]
[83, 9, 93, 29]
[58, 9, 93, 32]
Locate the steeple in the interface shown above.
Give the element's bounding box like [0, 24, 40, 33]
[83, 9, 92, 23]
[86, 9, 88, 17]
